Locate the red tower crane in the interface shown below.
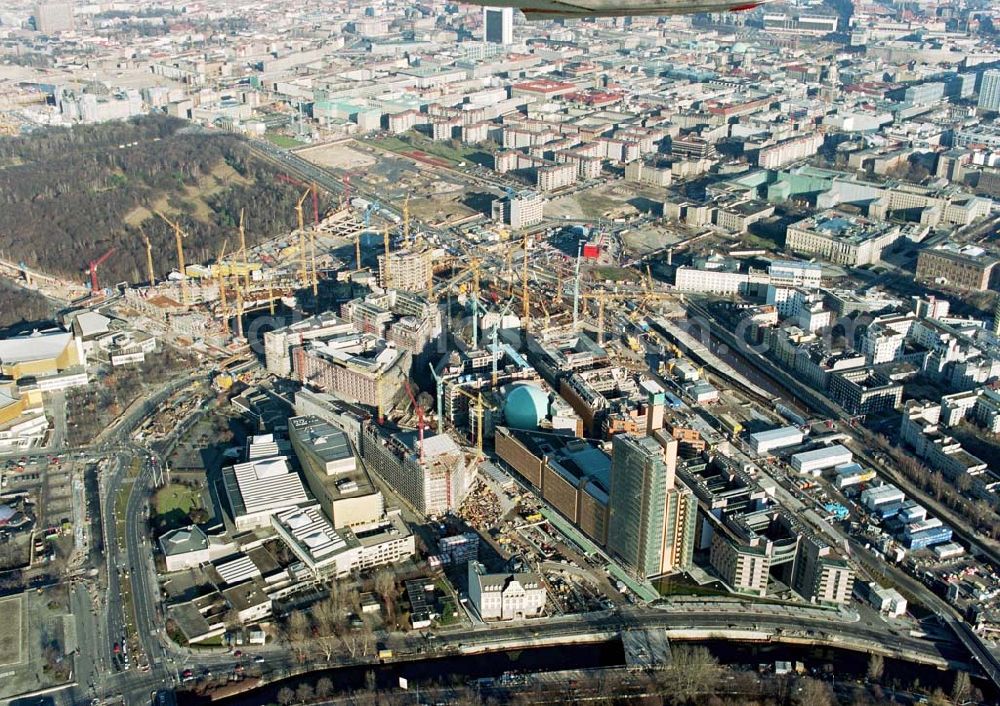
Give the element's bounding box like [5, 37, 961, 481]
[87, 248, 116, 293]
[404, 381, 425, 463]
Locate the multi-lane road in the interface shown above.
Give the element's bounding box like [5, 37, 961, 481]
[72, 374, 208, 705]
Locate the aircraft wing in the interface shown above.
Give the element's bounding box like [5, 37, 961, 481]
[467, 0, 768, 20]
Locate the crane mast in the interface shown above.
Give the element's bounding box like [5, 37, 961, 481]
[217, 239, 229, 335]
[295, 188, 310, 289]
[140, 229, 155, 285]
[87, 248, 116, 294]
[238, 209, 249, 295]
[155, 211, 188, 305]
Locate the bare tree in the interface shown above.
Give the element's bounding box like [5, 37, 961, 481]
[295, 683, 314, 703]
[315, 677, 333, 699]
[285, 610, 311, 663]
[656, 645, 721, 701]
[866, 653, 884, 682]
[375, 570, 397, 624]
[276, 687, 295, 706]
[794, 677, 833, 706]
[316, 632, 342, 663]
[951, 671, 971, 704]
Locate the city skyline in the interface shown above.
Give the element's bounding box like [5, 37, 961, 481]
[0, 0, 999, 704]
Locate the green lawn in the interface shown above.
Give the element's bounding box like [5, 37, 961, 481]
[365, 133, 488, 167]
[154, 483, 201, 516]
[591, 266, 640, 282]
[265, 133, 306, 149]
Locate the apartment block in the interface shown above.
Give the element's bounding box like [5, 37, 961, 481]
[378, 249, 433, 293]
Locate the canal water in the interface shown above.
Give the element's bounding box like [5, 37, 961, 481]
[181, 637, 973, 706]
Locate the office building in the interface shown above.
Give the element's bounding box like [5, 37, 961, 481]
[708, 506, 854, 604]
[916, 243, 998, 292]
[221, 456, 309, 531]
[492, 190, 544, 229]
[340, 289, 441, 368]
[756, 133, 824, 170]
[762, 11, 837, 35]
[827, 369, 903, 416]
[438, 533, 479, 565]
[263, 313, 354, 376]
[495, 426, 612, 546]
[792, 536, 855, 605]
[768, 260, 823, 290]
[159, 526, 211, 573]
[288, 415, 384, 528]
[360, 423, 475, 517]
[271, 505, 414, 579]
[786, 211, 901, 266]
[35, 1, 73, 32]
[606, 435, 697, 578]
[979, 69, 1000, 112]
[482, 6, 513, 45]
[292, 333, 411, 412]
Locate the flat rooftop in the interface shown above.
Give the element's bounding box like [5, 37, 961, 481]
[500, 426, 611, 493]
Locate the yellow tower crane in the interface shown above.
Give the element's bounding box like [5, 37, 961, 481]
[155, 211, 188, 305]
[582, 289, 676, 345]
[470, 256, 482, 301]
[238, 209, 250, 295]
[295, 188, 310, 289]
[451, 385, 496, 461]
[217, 239, 230, 335]
[139, 229, 155, 285]
[598, 296, 606, 346]
[235, 283, 245, 340]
